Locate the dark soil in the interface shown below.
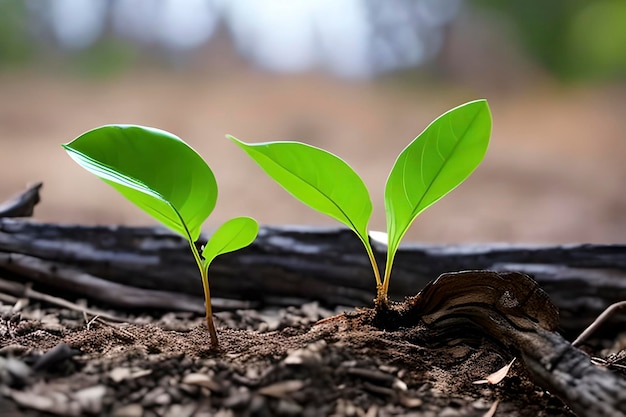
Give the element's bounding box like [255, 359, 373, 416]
[0, 298, 590, 417]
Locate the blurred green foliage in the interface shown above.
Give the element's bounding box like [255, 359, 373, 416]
[566, 0, 626, 80]
[67, 39, 138, 79]
[0, 1, 35, 68]
[474, 0, 626, 81]
[0, 0, 137, 78]
[0, 0, 624, 82]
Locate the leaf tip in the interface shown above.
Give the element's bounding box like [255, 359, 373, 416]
[226, 134, 244, 145]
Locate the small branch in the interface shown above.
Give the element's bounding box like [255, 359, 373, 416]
[572, 300, 626, 347]
[0, 183, 41, 218]
[0, 252, 209, 313]
[0, 291, 18, 304]
[0, 276, 126, 322]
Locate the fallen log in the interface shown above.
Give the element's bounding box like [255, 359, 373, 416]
[0, 218, 624, 336]
[0, 184, 624, 337]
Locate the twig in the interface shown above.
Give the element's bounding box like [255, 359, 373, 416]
[0, 276, 127, 323]
[0, 291, 18, 304]
[85, 315, 100, 330]
[572, 300, 626, 347]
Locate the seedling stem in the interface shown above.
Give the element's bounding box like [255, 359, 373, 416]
[365, 246, 382, 288]
[380, 255, 394, 306]
[189, 240, 219, 348]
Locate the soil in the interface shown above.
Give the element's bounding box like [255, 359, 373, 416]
[0, 299, 582, 417]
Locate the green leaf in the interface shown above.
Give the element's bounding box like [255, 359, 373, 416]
[201, 216, 259, 267]
[229, 136, 372, 245]
[385, 99, 492, 259]
[63, 125, 217, 242]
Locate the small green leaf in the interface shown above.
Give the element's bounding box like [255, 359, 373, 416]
[63, 125, 217, 242]
[202, 216, 259, 267]
[385, 99, 491, 261]
[229, 135, 372, 246]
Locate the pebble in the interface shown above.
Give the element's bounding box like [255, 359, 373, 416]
[73, 385, 107, 415]
[166, 385, 183, 403]
[276, 398, 304, 416]
[181, 373, 220, 392]
[0, 356, 31, 387]
[113, 403, 143, 417]
[283, 340, 326, 366]
[438, 406, 462, 417]
[163, 403, 196, 417]
[248, 394, 266, 413]
[363, 405, 378, 417]
[471, 398, 491, 410]
[109, 367, 152, 383]
[398, 394, 423, 409]
[126, 387, 149, 403]
[142, 387, 170, 407]
[301, 302, 322, 322]
[213, 409, 235, 417]
[258, 380, 305, 398]
[222, 386, 251, 409]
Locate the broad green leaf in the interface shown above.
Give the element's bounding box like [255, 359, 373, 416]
[385, 100, 491, 259]
[63, 125, 217, 242]
[229, 136, 372, 245]
[202, 216, 259, 266]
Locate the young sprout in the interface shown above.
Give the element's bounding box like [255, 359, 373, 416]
[63, 125, 258, 348]
[231, 100, 492, 307]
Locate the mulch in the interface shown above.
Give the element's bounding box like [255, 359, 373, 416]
[1, 297, 608, 417]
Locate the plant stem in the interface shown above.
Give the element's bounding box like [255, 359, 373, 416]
[361, 240, 389, 308]
[201, 267, 218, 348]
[189, 241, 219, 348]
[377, 252, 395, 308]
[364, 243, 382, 288]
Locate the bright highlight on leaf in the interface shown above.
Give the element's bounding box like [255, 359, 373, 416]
[232, 100, 492, 306]
[63, 125, 259, 348]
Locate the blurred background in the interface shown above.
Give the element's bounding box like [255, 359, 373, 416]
[0, 0, 625, 243]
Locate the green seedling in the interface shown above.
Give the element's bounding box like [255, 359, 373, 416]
[231, 100, 491, 307]
[63, 125, 258, 348]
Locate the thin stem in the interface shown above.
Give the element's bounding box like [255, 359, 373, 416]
[572, 301, 626, 347]
[189, 241, 218, 348]
[378, 251, 394, 307]
[363, 243, 382, 287]
[383, 252, 395, 295]
[361, 238, 389, 308]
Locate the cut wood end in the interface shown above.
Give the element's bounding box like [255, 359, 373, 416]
[414, 270, 559, 332]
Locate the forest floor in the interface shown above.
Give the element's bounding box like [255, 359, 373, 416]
[0, 298, 590, 417]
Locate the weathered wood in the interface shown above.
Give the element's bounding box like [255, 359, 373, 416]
[0, 183, 41, 218]
[407, 271, 626, 417]
[0, 218, 624, 336]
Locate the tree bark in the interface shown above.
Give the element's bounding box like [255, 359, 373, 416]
[0, 218, 624, 336]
